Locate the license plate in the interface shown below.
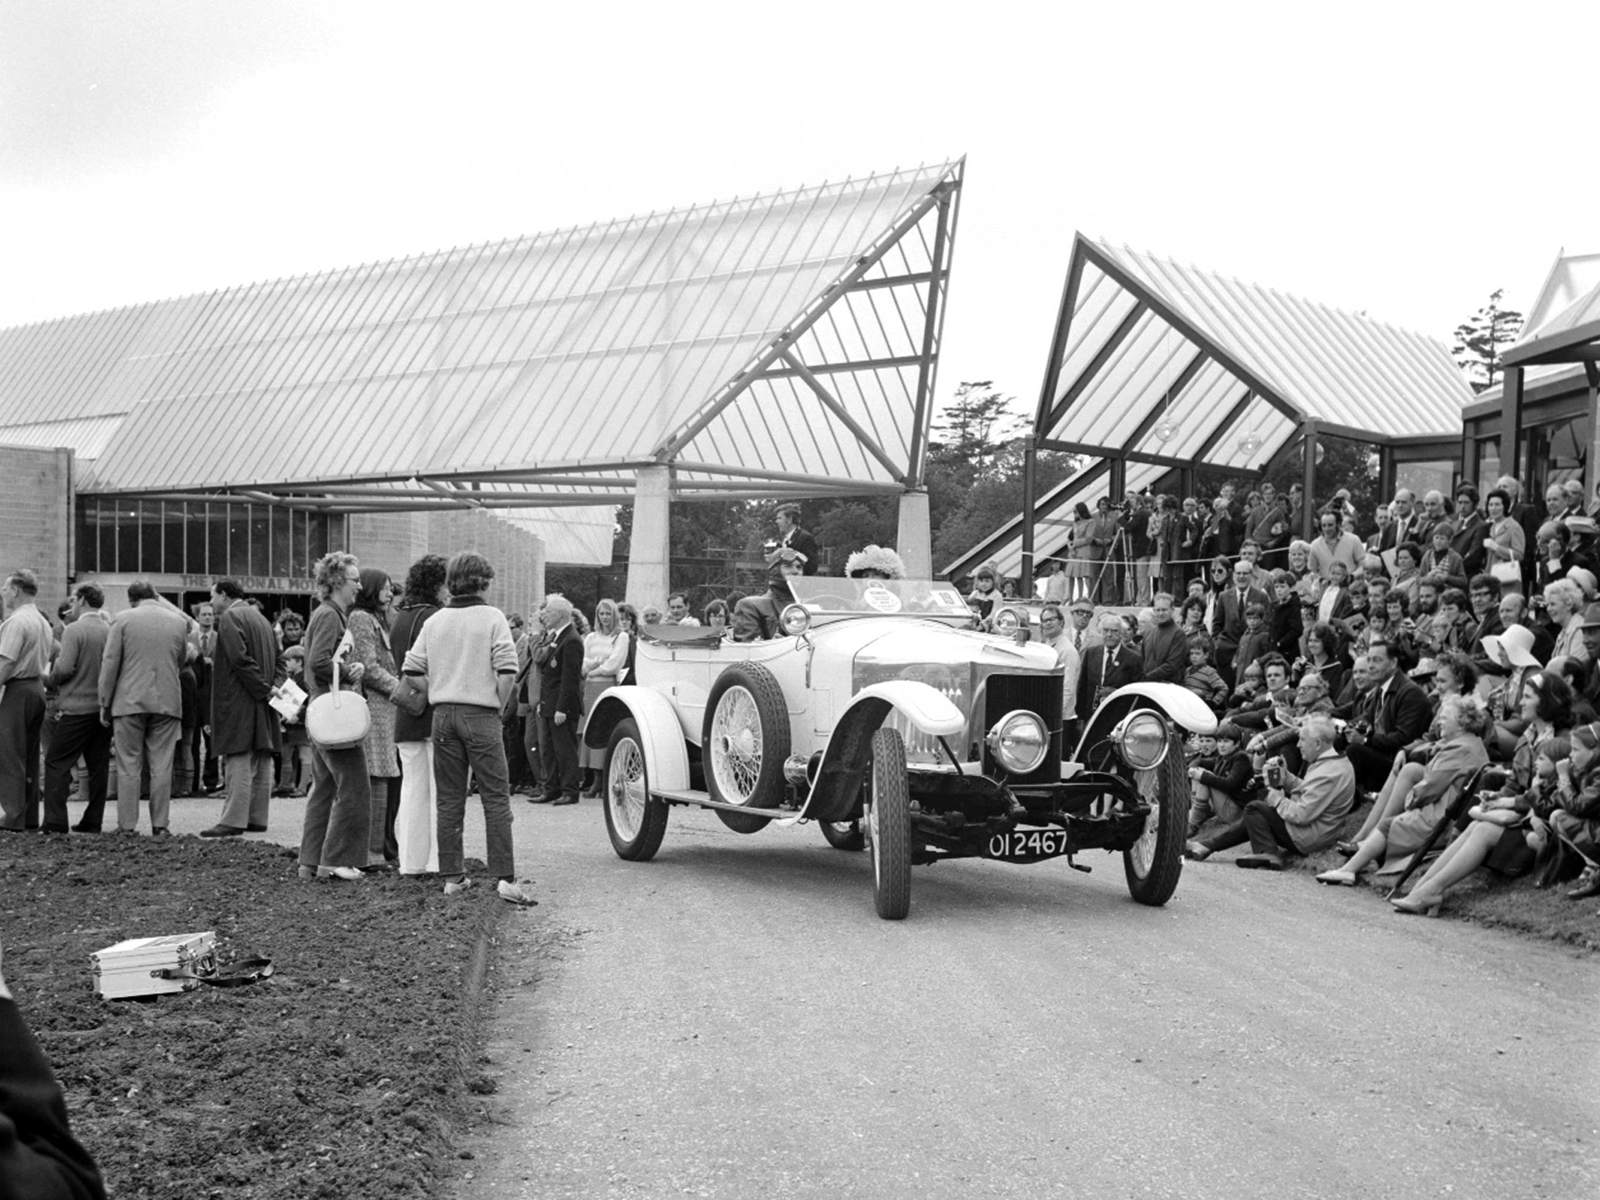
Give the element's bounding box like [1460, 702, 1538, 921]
[986, 829, 1073, 862]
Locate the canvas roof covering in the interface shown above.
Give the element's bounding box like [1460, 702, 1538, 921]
[0, 161, 960, 523]
[945, 233, 1474, 580]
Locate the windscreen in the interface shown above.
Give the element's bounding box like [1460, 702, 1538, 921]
[786, 578, 972, 621]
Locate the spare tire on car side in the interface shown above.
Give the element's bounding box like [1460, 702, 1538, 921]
[702, 662, 791, 834]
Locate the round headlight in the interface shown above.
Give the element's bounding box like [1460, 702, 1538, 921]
[779, 604, 811, 636]
[993, 607, 1021, 633]
[986, 709, 1049, 774]
[1115, 711, 1170, 770]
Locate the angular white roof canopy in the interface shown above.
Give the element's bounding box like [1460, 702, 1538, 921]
[946, 234, 1473, 580]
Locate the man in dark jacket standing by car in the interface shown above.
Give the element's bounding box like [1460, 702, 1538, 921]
[201, 579, 283, 838]
[536, 594, 584, 806]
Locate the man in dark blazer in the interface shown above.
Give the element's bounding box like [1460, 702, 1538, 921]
[201, 579, 284, 837]
[1448, 485, 1488, 580]
[536, 595, 585, 806]
[1343, 639, 1432, 792]
[1211, 558, 1270, 685]
[1078, 614, 1142, 717]
[1377, 488, 1417, 553]
[775, 504, 820, 576]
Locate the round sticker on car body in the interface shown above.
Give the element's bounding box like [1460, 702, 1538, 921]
[862, 584, 902, 613]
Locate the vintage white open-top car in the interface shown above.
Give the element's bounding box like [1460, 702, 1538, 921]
[583, 578, 1216, 919]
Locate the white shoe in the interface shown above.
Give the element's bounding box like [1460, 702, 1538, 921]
[497, 879, 538, 906]
[1315, 867, 1357, 886]
[319, 865, 365, 882]
[443, 876, 475, 896]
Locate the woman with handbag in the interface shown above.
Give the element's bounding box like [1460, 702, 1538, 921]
[1390, 675, 1578, 914]
[577, 600, 629, 798]
[1482, 487, 1524, 587]
[1316, 693, 1490, 885]
[390, 555, 446, 875]
[349, 569, 401, 870]
[296, 552, 372, 883]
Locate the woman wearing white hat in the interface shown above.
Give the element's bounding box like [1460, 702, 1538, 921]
[1483, 623, 1544, 757]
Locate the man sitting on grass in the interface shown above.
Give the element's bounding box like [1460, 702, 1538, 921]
[1186, 713, 1354, 868]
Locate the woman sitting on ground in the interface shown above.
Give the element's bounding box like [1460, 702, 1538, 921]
[1391, 693, 1581, 916]
[1317, 693, 1491, 886]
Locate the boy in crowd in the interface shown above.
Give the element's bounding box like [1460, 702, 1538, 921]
[1185, 722, 1251, 847]
[1183, 635, 1229, 711]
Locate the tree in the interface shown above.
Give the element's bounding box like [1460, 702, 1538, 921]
[1452, 289, 1524, 395]
[928, 381, 1026, 481]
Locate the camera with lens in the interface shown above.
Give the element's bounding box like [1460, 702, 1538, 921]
[1264, 756, 1285, 789]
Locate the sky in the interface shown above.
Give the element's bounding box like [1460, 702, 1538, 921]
[2, 0, 1596, 420]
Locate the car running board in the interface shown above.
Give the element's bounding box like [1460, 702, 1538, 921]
[651, 788, 788, 822]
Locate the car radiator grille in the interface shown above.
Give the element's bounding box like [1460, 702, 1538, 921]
[883, 683, 966, 765]
[982, 673, 1063, 783]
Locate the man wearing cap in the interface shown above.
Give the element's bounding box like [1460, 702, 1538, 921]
[733, 548, 806, 642]
[774, 504, 819, 576]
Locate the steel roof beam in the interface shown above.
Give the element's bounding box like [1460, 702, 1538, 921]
[778, 350, 907, 483]
[1041, 300, 1148, 434]
[1118, 347, 1211, 455]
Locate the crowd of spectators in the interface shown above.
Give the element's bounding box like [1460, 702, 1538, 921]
[1004, 471, 1600, 909]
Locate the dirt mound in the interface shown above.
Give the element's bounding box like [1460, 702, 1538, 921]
[1, 833, 509, 1199]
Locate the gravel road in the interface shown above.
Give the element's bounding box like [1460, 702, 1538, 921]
[440, 800, 1599, 1200]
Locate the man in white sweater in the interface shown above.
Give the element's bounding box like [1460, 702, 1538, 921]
[402, 551, 536, 905]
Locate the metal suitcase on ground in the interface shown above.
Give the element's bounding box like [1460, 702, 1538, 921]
[91, 932, 218, 1000]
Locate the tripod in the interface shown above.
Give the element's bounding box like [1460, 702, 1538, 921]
[1092, 522, 1134, 607]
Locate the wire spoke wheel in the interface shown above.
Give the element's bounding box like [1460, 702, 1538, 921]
[1123, 726, 1186, 906]
[702, 664, 790, 834]
[603, 718, 667, 861]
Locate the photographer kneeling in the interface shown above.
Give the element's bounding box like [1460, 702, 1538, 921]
[1185, 713, 1355, 868]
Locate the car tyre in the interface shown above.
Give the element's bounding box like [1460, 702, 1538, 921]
[703, 662, 790, 834]
[819, 819, 864, 852]
[1122, 727, 1187, 906]
[866, 727, 912, 920]
[603, 718, 669, 861]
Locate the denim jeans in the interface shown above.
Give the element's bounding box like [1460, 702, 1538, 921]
[431, 704, 515, 880]
[299, 742, 371, 868]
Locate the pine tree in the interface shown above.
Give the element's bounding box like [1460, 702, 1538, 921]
[1451, 289, 1524, 394]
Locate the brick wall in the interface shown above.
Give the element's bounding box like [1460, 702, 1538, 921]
[347, 509, 544, 618]
[0, 444, 72, 611]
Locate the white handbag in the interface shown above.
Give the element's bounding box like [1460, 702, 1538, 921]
[306, 631, 371, 750]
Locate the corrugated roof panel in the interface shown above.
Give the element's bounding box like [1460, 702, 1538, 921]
[4, 161, 959, 503]
[0, 414, 125, 458]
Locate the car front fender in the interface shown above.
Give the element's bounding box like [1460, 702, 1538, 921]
[780, 681, 965, 826]
[1074, 681, 1217, 759]
[582, 686, 690, 792]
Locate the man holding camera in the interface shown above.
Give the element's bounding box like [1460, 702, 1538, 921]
[1185, 713, 1354, 866]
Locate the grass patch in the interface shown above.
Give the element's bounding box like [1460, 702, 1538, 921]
[1, 833, 513, 1200]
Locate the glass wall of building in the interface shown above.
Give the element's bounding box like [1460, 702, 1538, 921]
[76, 496, 345, 586]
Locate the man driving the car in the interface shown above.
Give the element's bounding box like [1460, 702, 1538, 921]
[732, 548, 807, 641]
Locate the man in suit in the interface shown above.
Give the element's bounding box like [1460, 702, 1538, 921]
[201, 579, 284, 838]
[775, 504, 820, 576]
[1211, 558, 1270, 684]
[1465, 574, 1506, 647]
[1077, 613, 1141, 717]
[1380, 488, 1418, 553]
[1365, 503, 1393, 555]
[41, 584, 114, 834]
[1065, 597, 1100, 655]
[1448, 485, 1488, 580]
[98, 581, 193, 836]
[1343, 638, 1432, 792]
[1412, 490, 1448, 549]
[535, 594, 585, 806]
[0, 570, 54, 832]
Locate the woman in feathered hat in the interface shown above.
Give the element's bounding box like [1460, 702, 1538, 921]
[844, 545, 906, 581]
